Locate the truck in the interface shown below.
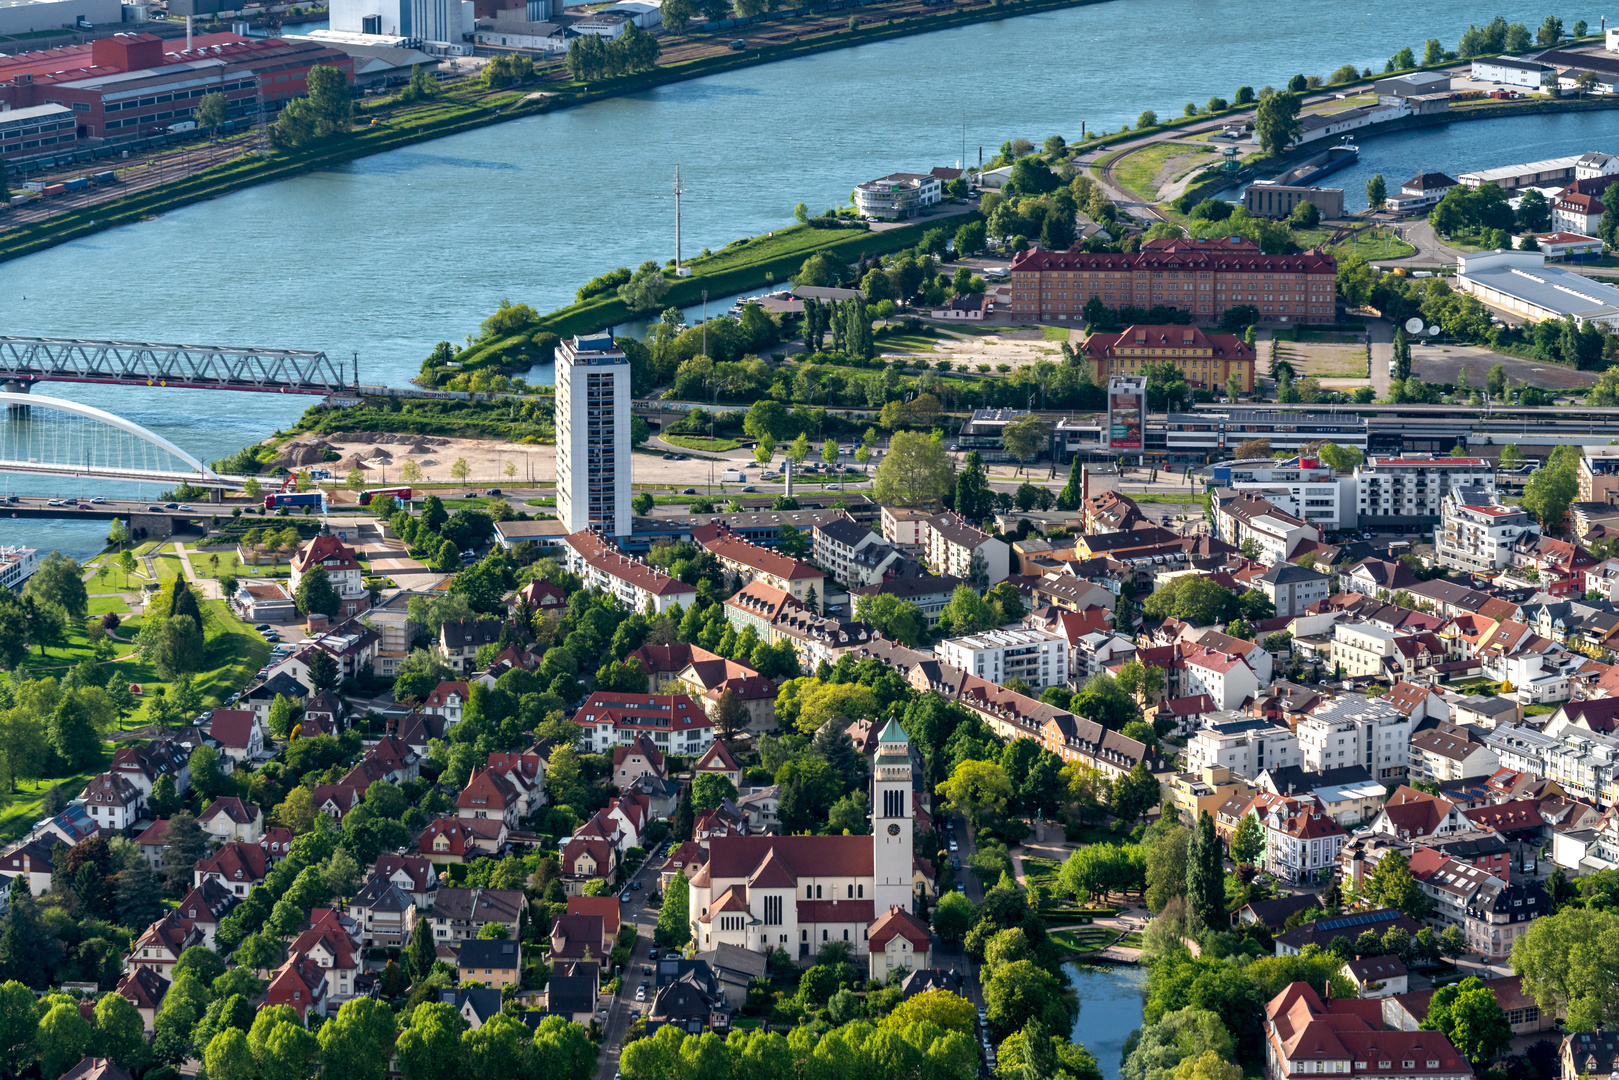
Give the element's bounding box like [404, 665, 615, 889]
[264, 492, 326, 511]
[721, 469, 746, 483]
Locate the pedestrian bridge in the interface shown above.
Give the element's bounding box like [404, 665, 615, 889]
[0, 391, 240, 488]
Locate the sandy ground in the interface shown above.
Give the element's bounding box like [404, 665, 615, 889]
[1411, 344, 1599, 391]
[887, 326, 1068, 371]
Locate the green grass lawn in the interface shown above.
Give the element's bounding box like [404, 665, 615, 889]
[187, 549, 251, 579]
[1332, 227, 1417, 260]
[0, 772, 94, 842]
[875, 334, 939, 353]
[662, 435, 743, 453]
[1042, 326, 1071, 342]
[1114, 142, 1210, 200]
[1022, 856, 1063, 881]
[1050, 927, 1122, 954]
[1132, 492, 1203, 503]
[86, 595, 132, 616]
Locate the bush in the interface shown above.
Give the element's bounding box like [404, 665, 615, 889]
[578, 267, 632, 303]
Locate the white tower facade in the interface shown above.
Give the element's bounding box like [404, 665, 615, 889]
[555, 334, 633, 539]
[871, 716, 915, 912]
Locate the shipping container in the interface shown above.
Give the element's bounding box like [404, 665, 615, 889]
[93, 171, 117, 184]
[43, 184, 67, 197]
[63, 177, 89, 191]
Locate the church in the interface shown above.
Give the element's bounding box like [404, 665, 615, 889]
[687, 718, 932, 975]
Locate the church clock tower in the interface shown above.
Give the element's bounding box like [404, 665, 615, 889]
[871, 716, 915, 912]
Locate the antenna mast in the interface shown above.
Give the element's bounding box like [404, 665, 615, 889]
[673, 165, 685, 276]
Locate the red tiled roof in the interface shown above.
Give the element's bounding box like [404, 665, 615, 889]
[422, 681, 470, 710]
[868, 905, 931, 950]
[292, 534, 361, 575]
[194, 841, 267, 883]
[692, 522, 824, 581]
[560, 531, 697, 597]
[575, 691, 711, 733]
[706, 835, 874, 881]
[209, 709, 257, 748]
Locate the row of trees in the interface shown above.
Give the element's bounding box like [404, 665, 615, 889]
[565, 24, 660, 81]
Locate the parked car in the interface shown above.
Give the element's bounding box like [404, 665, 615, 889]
[663, 453, 675, 460]
[254, 624, 272, 631]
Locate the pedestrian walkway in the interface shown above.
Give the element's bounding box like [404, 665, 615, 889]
[172, 541, 222, 599]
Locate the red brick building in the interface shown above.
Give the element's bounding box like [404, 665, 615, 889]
[0, 32, 353, 148]
[1007, 236, 1338, 325]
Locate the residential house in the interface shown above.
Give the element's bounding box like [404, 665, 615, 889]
[457, 939, 521, 989]
[693, 521, 827, 604]
[171, 879, 238, 950]
[193, 841, 269, 897]
[1370, 786, 1468, 841]
[289, 534, 370, 619]
[347, 877, 416, 947]
[114, 967, 169, 1032]
[675, 653, 779, 731]
[1466, 877, 1550, 960]
[198, 797, 264, 843]
[1437, 489, 1540, 573]
[456, 766, 523, 828]
[1259, 562, 1331, 618]
[207, 709, 264, 762]
[812, 517, 906, 587]
[1244, 791, 1347, 884]
[428, 887, 524, 944]
[1410, 726, 1500, 783]
[370, 854, 438, 908]
[1186, 716, 1301, 779]
[573, 690, 714, 758]
[559, 531, 699, 614]
[287, 908, 362, 1002]
[421, 681, 471, 725]
[1342, 955, 1409, 998]
[847, 575, 965, 628]
[611, 735, 667, 788]
[936, 627, 1070, 691]
[418, 817, 507, 864]
[437, 619, 504, 674]
[866, 905, 931, 980]
[264, 953, 329, 1021]
[79, 772, 143, 831]
[1262, 980, 1473, 1080]
[695, 742, 743, 788]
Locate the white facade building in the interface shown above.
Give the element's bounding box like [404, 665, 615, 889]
[556, 335, 633, 538]
[1295, 697, 1412, 782]
[1354, 454, 1496, 529]
[1437, 488, 1540, 573]
[852, 172, 942, 220]
[1186, 716, 1300, 779]
[559, 532, 699, 615]
[935, 628, 1069, 691]
[1468, 56, 1555, 88]
[1457, 249, 1619, 330]
[1210, 456, 1356, 531]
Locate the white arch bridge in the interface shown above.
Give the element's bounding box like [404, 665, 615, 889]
[0, 392, 243, 489]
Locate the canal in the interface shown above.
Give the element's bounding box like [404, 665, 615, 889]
[0, 0, 1590, 557]
[1066, 960, 1148, 1080]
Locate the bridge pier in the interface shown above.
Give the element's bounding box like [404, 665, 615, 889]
[2, 380, 28, 420]
[128, 513, 174, 540]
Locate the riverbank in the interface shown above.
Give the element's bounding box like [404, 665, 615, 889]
[0, 0, 1106, 267]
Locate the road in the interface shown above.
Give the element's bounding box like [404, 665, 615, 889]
[594, 848, 668, 1080]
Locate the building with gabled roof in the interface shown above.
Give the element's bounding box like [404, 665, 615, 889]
[559, 530, 699, 614]
[612, 734, 667, 787]
[80, 771, 143, 831]
[193, 840, 269, 897]
[1264, 980, 1471, 1080]
[694, 741, 743, 787]
[574, 690, 714, 758]
[265, 953, 329, 1020]
[920, 512, 1009, 585]
[866, 904, 931, 980]
[114, 966, 169, 1031]
[199, 797, 264, 843]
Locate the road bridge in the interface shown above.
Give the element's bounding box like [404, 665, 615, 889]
[0, 391, 243, 490]
[0, 336, 351, 394]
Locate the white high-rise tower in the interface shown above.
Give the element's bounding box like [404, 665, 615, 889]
[871, 716, 915, 912]
[555, 334, 632, 538]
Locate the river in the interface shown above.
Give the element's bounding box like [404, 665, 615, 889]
[1065, 960, 1148, 1080]
[0, 0, 1592, 558]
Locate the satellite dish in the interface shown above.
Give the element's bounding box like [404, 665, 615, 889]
[1404, 317, 1423, 334]
[1427, 325, 1441, 336]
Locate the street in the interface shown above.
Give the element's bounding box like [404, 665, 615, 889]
[593, 850, 667, 1080]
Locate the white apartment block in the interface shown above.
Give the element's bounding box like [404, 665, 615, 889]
[1258, 562, 1331, 618]
[811, 518, 905, 587]
[556, 334, 633, 538]
[921, 512, 1010, 585]
[1295, 696, 1411, 782]
[935, 628, 1068, 690]
[1355, 455, 1495, 529]
[1330, 622, 1403, 678]
[1436, 488, 1540, 573]
[1186, 716, 1300, 779]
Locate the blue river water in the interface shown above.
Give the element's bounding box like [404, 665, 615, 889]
[1066, 961, 1149, 1080]
[0, 0, 1599, 557]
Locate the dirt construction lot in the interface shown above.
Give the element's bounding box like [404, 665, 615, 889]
[884, 326, 1068, 371]
[1411, 344, 1599, 390]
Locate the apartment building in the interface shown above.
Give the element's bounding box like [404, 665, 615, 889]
[1355, 455, 1496, 531]
[810, 518, 905, 587]
[558, 531, 699, 614]
[1212, 490, 1320, 564]
[556, 335, 632, 537]
[692, 522, 826, 603]
[1247, 792, 1348, 884]
[1437, 489, 1540, 573]
[1296, 696, 1413, 782]
[1186, 716, 1300, 779]
[920, 513, 1010, 585]
[1258, 562, 1331, 618]
[935, 628, 1069, 691]
[1579, 445, 1619, 505]
[1410, 727, 1500, 784]
[1007, 235, 1337, 326]
[1074, 323, 1256, 392]
[289, 535, 371, 619]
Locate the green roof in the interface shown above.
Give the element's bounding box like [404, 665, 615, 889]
[878, 717, 908, 743]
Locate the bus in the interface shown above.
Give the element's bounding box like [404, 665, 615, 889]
[359, 487, 413, 506]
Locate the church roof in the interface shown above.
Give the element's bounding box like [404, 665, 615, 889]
[878, 717, 908, 743]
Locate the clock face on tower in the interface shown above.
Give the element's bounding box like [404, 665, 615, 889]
[887, 823, 901, 836]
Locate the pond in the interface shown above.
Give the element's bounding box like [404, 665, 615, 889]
[1064, 960, 1149, 1080]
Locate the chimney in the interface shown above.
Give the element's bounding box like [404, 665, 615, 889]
[186, 13, 193, 50]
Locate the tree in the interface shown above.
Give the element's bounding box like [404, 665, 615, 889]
[1230, 813, 1264, 866]
[1423, 978, 1512, 1066]
[0, 981, 36, 1078]
[1366, 174, 1387, 212]
[25, 552, 88, 621]
[205, 1029, 256, 1080]
[1511, 907, 1619, 1030]
[407, 918, 437, 985]
[952, 451, 995, 521]
[1111, 762, 1161, 823]
[270, 64, 354, 149]
[935, 759, 1012, 826]
[37, 1001, 91, 1080]
[93, 993, 148, 1073]
[711, 688, 748, 743]
[656, 870, 690, 949]
[1255, 91, 1302, 154]
[932, 890, 974, 946]
[318, 999, 397, 1080]
[161, 810, 207, 892]
[1002, 415, 1050, 475]
[1537, 14, 1563, 46]
[872, 430, 953, 508]
[1366, 849, 1433, 919]
[854, 594, 926, 646]
[1233, 438, 1272, 460]
[306, 649, 340, 693]
[983, 960, 1070, 1038]
[1521, 444, 1580, 533]
[267, 694, 298, 739]
[691, 772, 738, 813]
[619, 261, 670, 312]
[1185, 810, 1224, 931]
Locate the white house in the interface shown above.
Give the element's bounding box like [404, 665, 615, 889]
[1180, 645, 1260, 710]
[935, 628, 1069, 691]
[289, 535, 370, 619]
[1186, 716, 1300, 779]
[1470, 56, 1554, 88]
[1437, 488, 1540, 573]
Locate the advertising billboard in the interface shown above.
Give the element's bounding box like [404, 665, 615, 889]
[1108, 376, 1145, 451]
